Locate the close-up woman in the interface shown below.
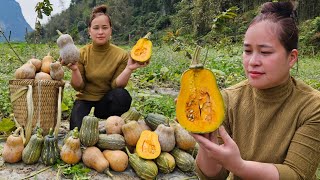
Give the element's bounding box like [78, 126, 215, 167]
[192, 1, 320, 179]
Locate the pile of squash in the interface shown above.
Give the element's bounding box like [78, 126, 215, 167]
[2, 107, 198, 179]
[14, 52, 64, 81]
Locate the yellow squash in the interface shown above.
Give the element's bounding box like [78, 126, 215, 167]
[176, 46, 225, 133]
[130, 32, 152, 62]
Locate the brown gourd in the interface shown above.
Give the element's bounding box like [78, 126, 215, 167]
[14, 61, 36, 79]
[2, 127, 24, 163]
[105, 116, 125, 134]
[130, 32, 152, 63]
[154, 123, 175, 152]
[102, 150, 128, 172]
[82, 147, 113, 177]
[173, 122, 196, 151]
[60, 127, 82, 164]
[56, 30, 80, 65]
[50, 61, 64, 81]
[176, 45, 225, 133]
[41, 52, 54, 74]
[28, 57, 42, 72]
[135, 130, 161, 160]
[35, 72, 52, 80]
[121, 120, 143, 146]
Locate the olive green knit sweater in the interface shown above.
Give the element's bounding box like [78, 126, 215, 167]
[196, 77, 320, 180]
[71, 41, 129, 101]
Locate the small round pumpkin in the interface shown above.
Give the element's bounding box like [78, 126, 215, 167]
[105, 116, 125, 134]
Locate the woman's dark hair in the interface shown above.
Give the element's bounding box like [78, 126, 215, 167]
[88, 5, 112, 27]
[249, 2, 298, 52]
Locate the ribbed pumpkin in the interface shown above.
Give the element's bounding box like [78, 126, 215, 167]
[125, 147, 158, 180]
[155, 152, 176, 174]
[79, 108, 99, 147]
[130, 32, 152, 62]
[22, 128, 44, 164]
[144, 113, 168, 131]
[121, 107, 141, 123]
[96, 134, 126, 150]
[176, 46, 225, 133]
[41, 128, 60, 166]
[170, 147, 195, 172]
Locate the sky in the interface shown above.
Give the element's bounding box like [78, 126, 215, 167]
[15, 0, 71, 29]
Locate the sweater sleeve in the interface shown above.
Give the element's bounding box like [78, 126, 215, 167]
[275, 100, 320, 179]
[111, 52, 129, 88]
[194, 161, 229, 180]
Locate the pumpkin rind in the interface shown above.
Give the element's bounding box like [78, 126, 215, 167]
[130, 32, 152, 62]
[2, 127, 24, 163]
[135, 130, 161, 160]
[22, 128, 44, 164]
[176, 46, 225, 133]
[170, 147, 195, 172]
[144, 113, 168, 131]
[155, 152, 176, 174]
[97, 134, 126, 150]
[125, 147, 158, 179]
[79, 112, 99, 147]
[121, 107, 141, 123]
[41, 128, 60, 166]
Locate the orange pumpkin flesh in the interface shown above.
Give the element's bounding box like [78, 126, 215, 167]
[176, 46, 225, 133]
[136, 130, 161, 159]
[131, 32, 152, 62]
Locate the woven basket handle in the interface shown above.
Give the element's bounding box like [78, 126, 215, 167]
[54, 86, 62, 137]
[10, 85, 33, 145]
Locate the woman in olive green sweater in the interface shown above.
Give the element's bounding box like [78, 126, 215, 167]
[63, 5, 148, 130]
[192, 2, 320, 179]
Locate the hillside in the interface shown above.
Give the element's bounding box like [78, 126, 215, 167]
[0, 0, 33, 42]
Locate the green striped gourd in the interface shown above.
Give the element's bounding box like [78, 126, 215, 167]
[170, 147, 195, 172]
[79, 108, 99, 147]
[155, 152, 176, 174]
[41, 128, 60, 165]
[97, 134, 126, 150]
[22, 128, 44, 164]
[125, 147, 158, 179]
[121, 107, 141, 123]
[144, 113, 168, 130]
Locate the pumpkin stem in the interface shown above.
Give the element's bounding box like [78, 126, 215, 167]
[89, 107, 95, 116]
[104, 169, 113, 177]
[190, 45, 203, 69]
[13, 127, 22, 137]
[48, 128, 54, 137]
[125, 146, 132, 156]
[72, 127, 79, 139]
[36, 127, 43, 138]
[56, 29, 63, 36]
[143, 32, 152, 39]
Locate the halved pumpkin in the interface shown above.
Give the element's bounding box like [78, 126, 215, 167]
[130, 32, 152, 62]
[176, 46, 225, 133]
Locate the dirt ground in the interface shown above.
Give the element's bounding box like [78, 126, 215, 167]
[0, 120, 199, 180]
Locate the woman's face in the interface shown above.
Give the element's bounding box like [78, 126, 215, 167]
[88, 15, 112, 45]
[242, 21, 298, 89]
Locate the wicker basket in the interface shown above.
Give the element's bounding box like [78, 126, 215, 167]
[9, 79, 65, 136]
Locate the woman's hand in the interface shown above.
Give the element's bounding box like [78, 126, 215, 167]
[191, 126, 244, 174]
[61, 58, 79, 72]
[126, 55, 149, 71]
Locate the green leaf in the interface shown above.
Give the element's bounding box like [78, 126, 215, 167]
[0, 118, 16, 133]
[61, 102, 69, 112]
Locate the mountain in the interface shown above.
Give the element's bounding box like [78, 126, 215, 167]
[0, 0, 33, 42]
